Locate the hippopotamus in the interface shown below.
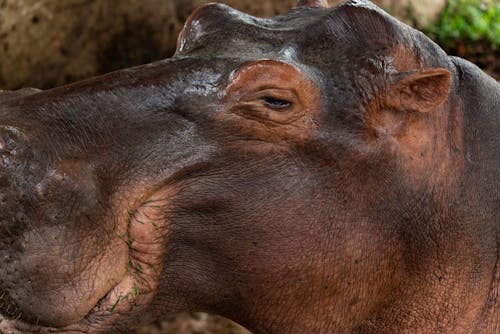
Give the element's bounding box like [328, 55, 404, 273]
[0, 0, 498, 333]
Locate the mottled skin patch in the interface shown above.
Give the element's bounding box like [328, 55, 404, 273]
[0, 0, 499, 333]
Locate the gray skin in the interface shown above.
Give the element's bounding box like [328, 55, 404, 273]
[0, 0, 499, 333]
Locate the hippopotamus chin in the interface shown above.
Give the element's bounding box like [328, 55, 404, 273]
[0, 0, 499, 333]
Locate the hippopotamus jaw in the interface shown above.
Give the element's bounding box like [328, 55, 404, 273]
[0, 184, 175, 333]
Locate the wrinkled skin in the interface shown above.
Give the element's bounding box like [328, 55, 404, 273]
[0, 0, 499, 333]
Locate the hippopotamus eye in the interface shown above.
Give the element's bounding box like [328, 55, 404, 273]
[261, 96, 292, 109]
[223, 60, 322, 136]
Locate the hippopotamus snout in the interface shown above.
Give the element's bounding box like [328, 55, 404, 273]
[0, 126, 37, 324]
[0, 123, 128, 327]
[0, 125, 37, 239]
[0, 130, 25, 320]
[0, 125, 31, 168]
[0, 56, 225, 330]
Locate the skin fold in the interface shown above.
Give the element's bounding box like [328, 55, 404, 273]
[0, 0, 498, 333]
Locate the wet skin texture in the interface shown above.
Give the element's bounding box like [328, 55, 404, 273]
[0, 0, 499, 333]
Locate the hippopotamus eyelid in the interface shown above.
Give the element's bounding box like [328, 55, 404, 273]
[261, 96, 292, 110]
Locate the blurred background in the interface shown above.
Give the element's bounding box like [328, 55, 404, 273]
[0, 0, 498, 333]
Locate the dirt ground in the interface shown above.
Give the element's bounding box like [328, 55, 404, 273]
[136, 314, 251, 334]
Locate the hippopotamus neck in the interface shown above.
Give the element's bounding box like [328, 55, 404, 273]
[452, 57, 500, 185]
[452, 55, 500, 242]
[452, 57, 500, 166]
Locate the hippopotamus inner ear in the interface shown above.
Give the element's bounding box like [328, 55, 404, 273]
[296, 0, 328, 7]
[386, 69, 452, 113]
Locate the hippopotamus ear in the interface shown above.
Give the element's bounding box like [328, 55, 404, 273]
[386, 69, 451, 113]
[296, 0, 328, 7]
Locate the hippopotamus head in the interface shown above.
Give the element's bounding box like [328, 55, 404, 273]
[1, 0, 499, 333]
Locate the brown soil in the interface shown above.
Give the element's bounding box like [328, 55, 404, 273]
[135, 314, 251, 334]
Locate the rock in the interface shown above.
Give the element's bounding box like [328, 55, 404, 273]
[0, 0, 180, 89]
